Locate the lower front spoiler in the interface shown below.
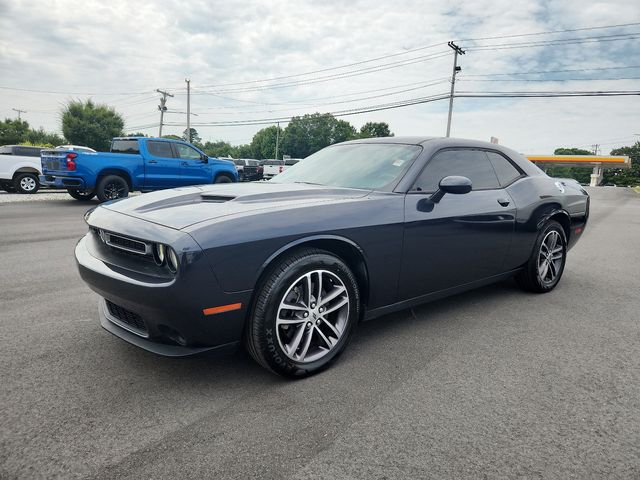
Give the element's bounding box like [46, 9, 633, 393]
[99, 301, 239, 357]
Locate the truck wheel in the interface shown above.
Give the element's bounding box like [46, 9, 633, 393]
[67, 188, 96, 201]
[96, 175, 129, 202]
[215, 174, 233, 183]
[13, 173, 40, 194]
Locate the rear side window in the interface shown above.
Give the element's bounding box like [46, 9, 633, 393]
[486, 151, 522, 186]
[147, 141, 174, 158]
[111, 140, 140, 154]
[414, 149, 500, 192]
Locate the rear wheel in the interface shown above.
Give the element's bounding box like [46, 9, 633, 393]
[13, 173, 39, 194]
[214, 174, 233, 183]
[67, 188, 96, 201]
[245, 248, 360, 377]
[516, 220, 567, 293]
[96, 175, 129, 202]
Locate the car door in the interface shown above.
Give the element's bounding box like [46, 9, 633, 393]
[399, 148, 516, 300]
[174, 143, 210, 185]
[144, 140, 181, 189]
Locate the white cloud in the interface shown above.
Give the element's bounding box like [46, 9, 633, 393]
[1, 0, 639, 153]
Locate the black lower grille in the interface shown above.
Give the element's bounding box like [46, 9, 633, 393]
[105, 300, 147, 334]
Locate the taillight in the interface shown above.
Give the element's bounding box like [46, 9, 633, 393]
[66, 153, 77, 171]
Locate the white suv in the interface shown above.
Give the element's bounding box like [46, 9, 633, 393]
[0, 145, 44, 194]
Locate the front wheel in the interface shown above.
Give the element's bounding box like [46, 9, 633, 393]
[67, 188, 96, 201]
[214, 174, 233, 183]
[13, 173, 40, 194]
[245, 248, 360, 378]
[516, 220, 567, 293]
[96, 175, 129, 202]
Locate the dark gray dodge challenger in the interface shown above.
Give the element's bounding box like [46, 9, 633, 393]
[76, 137, 589, 377]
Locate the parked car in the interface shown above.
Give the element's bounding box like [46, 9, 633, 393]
[0, 145, 44, 194]
[55, 145, 97, 154]
[234, 159, 263, 181]
[40, 137, 238, 202]
[260, 159, 284, 179]
[76, 136, 589, 377]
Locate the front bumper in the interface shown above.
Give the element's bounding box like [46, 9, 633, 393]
[75, 223, 252, 356]
[40, 174, 87, 189]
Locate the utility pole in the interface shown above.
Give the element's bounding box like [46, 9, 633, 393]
[156, 89, 173, 137]
[591, 144, 600, 155]
[12, 108, 26, 120]
[275, 121, 280, 159]
[185, 78, 191, 142]
[445, 41, 465, 137]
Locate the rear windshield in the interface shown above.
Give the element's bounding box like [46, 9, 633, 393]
[262, 160, 283, 165]
[111, 139, 140, 154]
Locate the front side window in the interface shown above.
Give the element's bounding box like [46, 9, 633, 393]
[413, 149, 500, 192]
[147, 141, 174, 158]
[175, 144, 202, 160]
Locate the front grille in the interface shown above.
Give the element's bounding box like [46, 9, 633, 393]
[105, 300, 148, 335]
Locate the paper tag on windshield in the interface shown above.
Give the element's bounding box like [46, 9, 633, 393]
[392, 159, 405, 167]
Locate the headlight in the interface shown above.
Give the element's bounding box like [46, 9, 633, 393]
[154, 243, 166, 266]
[167, 247, 179, 273]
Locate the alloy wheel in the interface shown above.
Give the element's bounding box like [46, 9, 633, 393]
[20, 176, 37, 192]
[104, 182, 126, 199]
[537, 230, 564, 284]
[276, 269, 349, 363]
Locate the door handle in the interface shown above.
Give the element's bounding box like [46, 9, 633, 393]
[497, 198, 510, 207]
[148, 160, 158, 164]
[181, 161, 189, 166]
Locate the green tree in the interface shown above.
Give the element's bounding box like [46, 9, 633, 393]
[250, 125, 283, 159]
[358, 122, 393, 138]
[202, 140, 235, 158]
[124, 132, 148, 137]
[0, 118, 30, 145]
[162, 134, 182, 140]
[281, 113, 357, 158]
[545, 147, 594, 184]
[231, 143, 254, 159]
[182, 127, 202, 146]
[61, 100, 124, 151]
[605, 142, 640, 186]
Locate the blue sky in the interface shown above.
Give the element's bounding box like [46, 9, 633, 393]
[1, 0, 639, 153]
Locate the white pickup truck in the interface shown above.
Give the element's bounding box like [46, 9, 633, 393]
[1, 144, 96, 193]
[0, 145, 44, 193]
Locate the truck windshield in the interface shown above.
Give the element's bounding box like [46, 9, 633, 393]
[271, 143, 422, 191]
[111, 140, 140, 154]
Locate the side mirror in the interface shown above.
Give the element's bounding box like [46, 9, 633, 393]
[429, 175, 472, 203]
[201, 154, 208, 163]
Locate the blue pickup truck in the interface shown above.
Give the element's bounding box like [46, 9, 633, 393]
[40, 137, 238, 202]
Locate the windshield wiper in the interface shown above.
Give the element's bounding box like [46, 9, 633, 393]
[293, 181, 324, 186]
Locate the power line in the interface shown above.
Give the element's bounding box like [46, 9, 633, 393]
[154, 89, 640, 128]
[0, 86, 154, 95]
[466, 33, 640, 51]
[463, 65, 640, 77]
[456, 21, 640, 42]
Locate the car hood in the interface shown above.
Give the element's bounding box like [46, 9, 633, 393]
[100, 182, 371, 230]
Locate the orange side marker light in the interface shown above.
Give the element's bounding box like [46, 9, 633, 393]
[203, 303, 242, 316]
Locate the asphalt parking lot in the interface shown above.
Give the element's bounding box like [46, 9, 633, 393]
[1, 187, 639, 479]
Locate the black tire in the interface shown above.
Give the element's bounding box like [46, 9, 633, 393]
[13, 173, 40, 194]
[238, 172, 245, 182]
[67, 188, 96, 201]
[516, 220, 567, 293]
[96, 175, 129, 202]
[214, 174, 233, 183]
[245, 248, 360, 378]
[1, 183, 17, 193]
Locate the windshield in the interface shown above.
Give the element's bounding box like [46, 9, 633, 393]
[271, 143, 422, 190]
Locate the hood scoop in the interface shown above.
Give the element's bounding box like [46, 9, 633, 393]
[200, 193, 237, 203]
